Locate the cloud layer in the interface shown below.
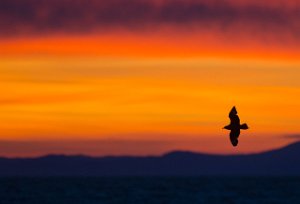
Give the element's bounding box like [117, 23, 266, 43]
[0, 0, 299, 38]
[283, 134, 300, 139]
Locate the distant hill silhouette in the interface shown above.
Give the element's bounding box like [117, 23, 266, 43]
[0, 142, 299, 176]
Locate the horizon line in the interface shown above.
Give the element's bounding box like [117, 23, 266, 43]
[0, 140, 298, 160]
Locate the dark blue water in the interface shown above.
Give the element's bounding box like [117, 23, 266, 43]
[0, 177, 299, 204]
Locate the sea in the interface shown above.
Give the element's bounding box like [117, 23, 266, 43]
[0, 177, 299, 204]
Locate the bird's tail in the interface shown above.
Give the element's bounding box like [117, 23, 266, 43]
[240, 123, 249, 129]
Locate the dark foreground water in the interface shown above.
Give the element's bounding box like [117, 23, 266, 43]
[0, 177, 299, 204]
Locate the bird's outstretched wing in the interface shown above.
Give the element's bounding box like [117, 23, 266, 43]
[229, 106, 240, 124]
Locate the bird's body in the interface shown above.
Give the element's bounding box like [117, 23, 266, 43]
[223, 106, 248, 146]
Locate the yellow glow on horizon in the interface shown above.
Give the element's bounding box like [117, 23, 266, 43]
[1, 57, 300, 147]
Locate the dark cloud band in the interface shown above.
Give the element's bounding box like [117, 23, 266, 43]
[283, 134, 300, 139]
[0, 0, 299, 37]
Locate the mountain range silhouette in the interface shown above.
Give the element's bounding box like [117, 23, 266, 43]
[0, 142, 299, 176]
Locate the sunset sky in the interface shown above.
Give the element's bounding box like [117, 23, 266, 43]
[0, 0, 300, 157]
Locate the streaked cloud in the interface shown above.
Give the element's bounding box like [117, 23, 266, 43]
[0, 135, 287, 157]
[0, 139, 173, 157]
[282, 134, 300, 139]
[0, 0, 299, 42]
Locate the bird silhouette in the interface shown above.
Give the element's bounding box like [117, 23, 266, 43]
[223, 106, 248, 147]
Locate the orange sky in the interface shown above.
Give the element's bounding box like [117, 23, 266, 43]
[1, 33, 300, 157]
[1, 0, 300, 157]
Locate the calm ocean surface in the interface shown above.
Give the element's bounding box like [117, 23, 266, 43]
[0, 177, 299, 204]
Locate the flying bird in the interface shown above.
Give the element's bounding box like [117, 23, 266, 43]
[223, 106, 248, 147]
